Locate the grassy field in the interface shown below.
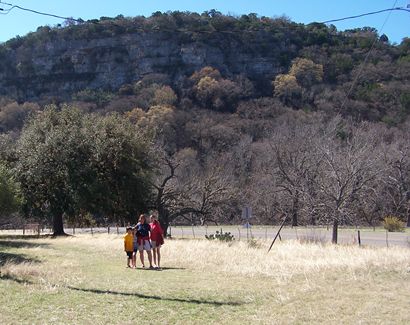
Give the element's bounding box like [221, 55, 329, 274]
[0, 234, 409, 324]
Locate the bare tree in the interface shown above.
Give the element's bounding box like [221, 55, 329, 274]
[151, 147, 236, 234]
[382, 138, 410, 226]
[245, 114, 322, 226]
[307, 118, 383, 243]
[181, 161, 236, 225]
[268, 122, 318, 226]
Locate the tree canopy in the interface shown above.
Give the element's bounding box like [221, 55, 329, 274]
[15, 106, 153, 235]
[0, 163, 20, 220]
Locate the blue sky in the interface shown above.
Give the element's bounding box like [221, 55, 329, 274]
[0, 0, 409, 44]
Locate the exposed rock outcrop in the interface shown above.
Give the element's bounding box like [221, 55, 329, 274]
[0, 29, 287, 101]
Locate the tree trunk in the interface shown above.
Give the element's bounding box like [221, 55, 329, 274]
[407, 210, 410, 227]
[160, 219, 169, 237]
[310, 214, 317, 225]
[52, 214, 66, 236]
[291, 194, 299, 227]
[158, 208, 169, 238]
[332, 220, 338, 244]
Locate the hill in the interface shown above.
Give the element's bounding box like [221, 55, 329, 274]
[1, 12, 410, 234]
[0, 12, 409, 127]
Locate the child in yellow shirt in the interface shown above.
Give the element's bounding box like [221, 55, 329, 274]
[123, 226, 134, 268]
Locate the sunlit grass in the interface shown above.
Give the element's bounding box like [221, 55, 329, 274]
[0, 234, 409, 324]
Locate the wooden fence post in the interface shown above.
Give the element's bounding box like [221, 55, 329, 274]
[268, 217, 287, 252]
[386, 230, 389, 248]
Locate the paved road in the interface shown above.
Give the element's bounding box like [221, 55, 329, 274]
[166, 225, 409, 247]
[3, 226, 409, 247]
[74, 225, 409, 247]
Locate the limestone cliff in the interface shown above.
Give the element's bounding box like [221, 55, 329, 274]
[0, 26, 290, 101]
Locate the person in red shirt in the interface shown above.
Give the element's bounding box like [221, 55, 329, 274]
[149, 214, 164, 269]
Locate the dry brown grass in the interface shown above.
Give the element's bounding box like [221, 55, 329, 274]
[1, 234, 409, 324]
[1, 261, 42, 280]
[69, 234, 410, 280]
[168, 239, 410, 290]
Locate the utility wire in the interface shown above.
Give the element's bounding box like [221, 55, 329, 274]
[0, 1, 82, 22]
[337, 0, 400, 113]
[1, 1, 409, 27]
[321, 7, 410, 24]
[0, 0, 407, 115]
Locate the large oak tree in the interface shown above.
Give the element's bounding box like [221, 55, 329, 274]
[15, 105, 152, 235]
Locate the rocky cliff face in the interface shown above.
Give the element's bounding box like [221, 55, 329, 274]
[0, 30, 288, 101]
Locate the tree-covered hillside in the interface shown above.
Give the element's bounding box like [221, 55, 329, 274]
[0, 11, 409, 127]
[0, 12, 409, 238]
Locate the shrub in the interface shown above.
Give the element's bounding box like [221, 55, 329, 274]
[297, 233, 327, 245]
[382, 216, 405, 232]
[73, 89, 114, 106]
[66, 212, 97, 228]
[247, 237, 261, 249]
[205, 229, 235, 242]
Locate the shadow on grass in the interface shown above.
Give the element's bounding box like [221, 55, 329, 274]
[67, 286, 243, 306]
[0, 251, 41, 267]
[158, 266, 185, 270]
[0, 240, 50, 250]
[0, 273, 34, 285]
[140, 266, 185, 271]
[0, 252, 40, 285]
[0, 234, 55, 240]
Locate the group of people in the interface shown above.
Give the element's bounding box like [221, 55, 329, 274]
[123, 214, 164, 270]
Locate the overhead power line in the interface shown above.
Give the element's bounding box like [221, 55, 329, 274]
[0, 1, 82, 23]
[0, 0, 407, 115]
[1, 1, 409, 26]
[321, 6, 410, 24]
[337, 0, 400, 113]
